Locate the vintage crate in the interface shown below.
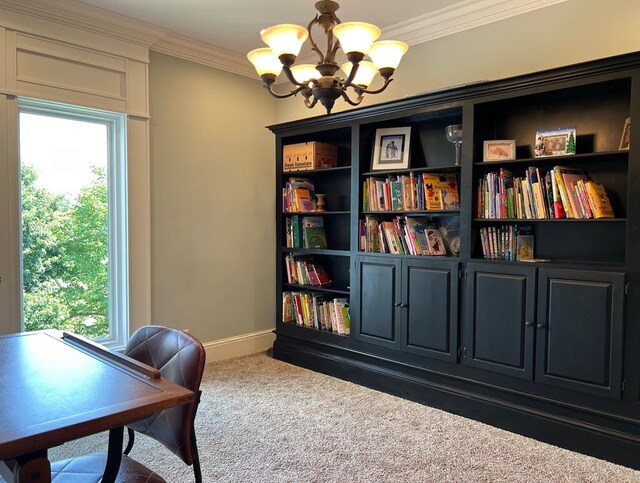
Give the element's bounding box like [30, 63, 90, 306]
[283, 142, 338, 172]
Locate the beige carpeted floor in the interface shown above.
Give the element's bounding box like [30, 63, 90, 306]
[49, 352, 640, 482]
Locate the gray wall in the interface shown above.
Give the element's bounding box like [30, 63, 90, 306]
[148, 52, 277, 342]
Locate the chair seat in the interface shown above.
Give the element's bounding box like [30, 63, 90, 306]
[51, 453, 165, 483]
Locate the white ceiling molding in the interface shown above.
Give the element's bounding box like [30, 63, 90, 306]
[383, 0, 570, 45]
[153, 34, 256, 78]
[0, 0, 570, 79]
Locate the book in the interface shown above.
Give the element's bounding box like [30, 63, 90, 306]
[423, 173, 460, 211]
[301, 216, 327, 248]
[558, 167, 589, 219]
[282, 292, 295, 323]
[425, 226, 447, 255]
[516, 225, 535, 261]
[584, 181, 615, 218]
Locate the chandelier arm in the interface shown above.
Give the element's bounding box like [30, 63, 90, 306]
[264, 83, 309, 99]
[282, 65, 310, 88]
[306, 16, 325, 63]
[305, 96, 319, 109]
[350, 77, 394, 95]
[343, 62, 361, 87]
[340, 89, 364, 107]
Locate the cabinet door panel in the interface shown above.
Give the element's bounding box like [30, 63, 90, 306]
[403, 259, 459, 362]
[536, 269, 625, 399]
[465, 263, 536, 379]
[354, 256, 401, 349]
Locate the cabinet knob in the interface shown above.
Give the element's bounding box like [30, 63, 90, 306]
[537, 323, 546, 329]
[525, 321, 534, 327]
[394, 302, 402, 307]
[400, 303, 408, 309]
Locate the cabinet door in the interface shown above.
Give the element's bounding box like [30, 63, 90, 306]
[536, 269, 625, 399]
[464, 263, 536, 379]
[402, 259, 459, 362]
[353, 256, 402, 349]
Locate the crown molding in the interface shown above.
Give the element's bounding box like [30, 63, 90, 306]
[152, 33, 256, 78]
[0, 0, 570, 78]
[383, 0, 570, 45]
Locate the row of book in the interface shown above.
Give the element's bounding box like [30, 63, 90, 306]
[285, 215, 327, 249]
[283, 177, 317, 212]
[283, 292, 350, 335]
[477, 166, 615, 220]
[284, 254, 332, 286]
[478, 224, 534, 261]
[363, 172, 460, 212]
[360, 216, 460, 256]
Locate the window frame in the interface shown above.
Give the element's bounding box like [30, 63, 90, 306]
[17, 97, 129, 349]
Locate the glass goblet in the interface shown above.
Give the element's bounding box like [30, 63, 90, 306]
[445, 124, 463, 166]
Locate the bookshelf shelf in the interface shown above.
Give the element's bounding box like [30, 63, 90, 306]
[473, 218, 626, 223]
[363, 210, 460, 216]
[362, 165, 461, 177]
[283, 283, 350, 295]
[270, 52, 640, 466]
[473, 150, 628, 167]
[281, 247, 350, 256]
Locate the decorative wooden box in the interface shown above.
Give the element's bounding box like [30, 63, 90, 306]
[283, 142, 337, 172]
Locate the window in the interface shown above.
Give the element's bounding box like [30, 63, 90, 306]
[18, 98, 128, 348]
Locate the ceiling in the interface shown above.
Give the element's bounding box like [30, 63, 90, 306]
[77, 0, 463, 56]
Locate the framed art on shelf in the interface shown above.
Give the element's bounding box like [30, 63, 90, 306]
[483, 140, 516, 162]
[371, 127, 411, 170]
[534, 127, 577, 157]
[619, 117, 631, 150]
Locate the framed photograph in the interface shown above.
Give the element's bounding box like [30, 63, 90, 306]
[483, 140, 516, 162]
[619, 117, 631, 150]
[372, 127, 411, 170]
[534, 127, 577, 157]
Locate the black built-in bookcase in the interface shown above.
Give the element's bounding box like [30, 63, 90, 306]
[269, 52, 640, 469]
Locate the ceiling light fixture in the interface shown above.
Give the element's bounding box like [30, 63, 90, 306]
[247, 0, 408, 114]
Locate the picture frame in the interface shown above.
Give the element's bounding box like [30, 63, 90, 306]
[483, 140, 516, 162]
[534, 127, 577, 157]
[619, 117, 631, 150]
[371, 127, 411, 170]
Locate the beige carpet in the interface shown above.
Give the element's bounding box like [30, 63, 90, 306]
[49, 352, 640, 482]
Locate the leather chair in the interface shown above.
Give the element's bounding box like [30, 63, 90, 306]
[50, 325, 206, 482]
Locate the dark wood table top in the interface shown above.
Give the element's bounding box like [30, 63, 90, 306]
[0, 330, 194, 462]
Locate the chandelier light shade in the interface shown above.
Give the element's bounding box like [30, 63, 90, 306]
[246, 0, 408, 114]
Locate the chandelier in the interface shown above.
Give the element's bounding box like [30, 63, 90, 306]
[247, 0, 408, 114]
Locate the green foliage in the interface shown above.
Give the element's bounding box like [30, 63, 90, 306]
[21, 165, 109, 339]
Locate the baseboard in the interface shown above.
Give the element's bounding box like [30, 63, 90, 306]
[203, 329, 275, 362]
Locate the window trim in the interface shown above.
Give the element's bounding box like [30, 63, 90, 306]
[17, 97, 129, 349]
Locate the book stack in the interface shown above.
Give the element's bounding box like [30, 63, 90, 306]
[282, 292, 350, 335]
[284, 254, 332, 286]
[285, 216, 328, 249]
[479, 224, 534, 261]
[283, 177, 317, 212]
[360, 215, 456, 256]
[477, 166, 615, 219]
[363, 172, 459, 212]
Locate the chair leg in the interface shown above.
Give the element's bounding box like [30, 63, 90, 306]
[123, 428, 136, 456]
[191, 422, 202, 483]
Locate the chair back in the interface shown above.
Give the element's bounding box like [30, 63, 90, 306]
[124, 325, 206, 465]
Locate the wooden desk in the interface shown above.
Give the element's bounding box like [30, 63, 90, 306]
[0, 330, 194, 483]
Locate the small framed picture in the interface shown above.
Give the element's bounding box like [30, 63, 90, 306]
[483, 140, 516, 162]
[619, 117, 631, 150]
[371, 127, 411, 170]
[534, 127, 577, 157]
